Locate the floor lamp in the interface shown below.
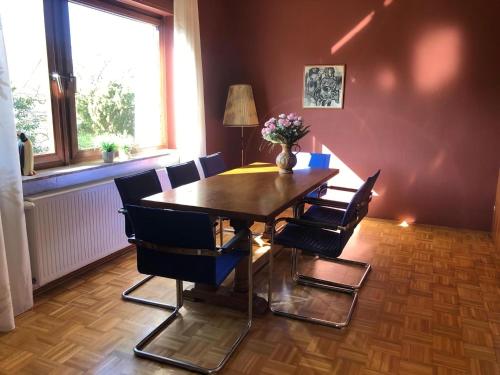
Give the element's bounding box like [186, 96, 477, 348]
[223, 84, 259, 166]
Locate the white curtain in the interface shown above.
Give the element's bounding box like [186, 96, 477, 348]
[174, 0, 206, 161]
[0, 18, 33, 332]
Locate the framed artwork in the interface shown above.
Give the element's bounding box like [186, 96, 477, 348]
[303, 65, 345, 109]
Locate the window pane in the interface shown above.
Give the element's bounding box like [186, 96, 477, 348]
[1, 0, 55, 155]
[68, 3, 162, 151]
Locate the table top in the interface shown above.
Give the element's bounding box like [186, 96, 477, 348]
[142, 163, 339, 222]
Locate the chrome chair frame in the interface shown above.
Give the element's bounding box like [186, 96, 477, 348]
[292, 200, 372, 291]
[268, 205, 370, 329]
[122, 275, 176, 310]
[131, 230, 253, 374]
[116, 207, 176, 310]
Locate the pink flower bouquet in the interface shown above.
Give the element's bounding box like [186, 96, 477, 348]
[261, 113, 310, 147]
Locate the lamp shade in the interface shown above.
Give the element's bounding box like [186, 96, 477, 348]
[223, 84, 259, 127]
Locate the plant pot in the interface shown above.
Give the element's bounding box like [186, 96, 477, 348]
[276, 144, 297, 174]
[102, 151, 115, 163]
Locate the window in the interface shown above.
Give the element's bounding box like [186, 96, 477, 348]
[69, 3, 163, 152]
[0, 0, 170, 168]
[2, 0, 56, 155]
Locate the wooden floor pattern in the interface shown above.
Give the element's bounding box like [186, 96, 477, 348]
[1, 218, 499, 374]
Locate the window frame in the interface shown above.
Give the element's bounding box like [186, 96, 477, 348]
[31, 0, 171, 169]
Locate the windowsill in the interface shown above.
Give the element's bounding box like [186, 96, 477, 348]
[23, 149, 175, 182]
[22, 148, 179, 196]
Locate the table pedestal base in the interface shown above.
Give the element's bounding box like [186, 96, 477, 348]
[183, 286, 268, 315]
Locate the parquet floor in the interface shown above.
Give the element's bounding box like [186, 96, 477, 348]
[1, 217, 499, 374]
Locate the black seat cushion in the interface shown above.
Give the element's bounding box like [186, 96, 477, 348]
[301, 205, 345, 224]
[274, 223, 342, 258]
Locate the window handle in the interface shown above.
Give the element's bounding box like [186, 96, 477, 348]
[51, 72, 64, 94]
[50, 73, 77, 94]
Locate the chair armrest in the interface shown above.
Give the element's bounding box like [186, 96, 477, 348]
[273, 217, 341, 232]
[118, 208, 127, 214]
[302, 197, 349, 210]
[129, 237, 222, 257]
[327, 185, 358, 193]
[218, 229, 250, 254]
[273, 215, 361, 234]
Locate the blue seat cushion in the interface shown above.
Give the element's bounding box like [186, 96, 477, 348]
[301, 205, 345, 225]
[274, 223, 342, 258]
[137, 248, 247, 286]
[306, 183, 328, 198]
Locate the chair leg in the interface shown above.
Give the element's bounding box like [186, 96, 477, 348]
[122, 275, 176, 310]
[269, 246, 359, 329]
[134, 234, 253, 374]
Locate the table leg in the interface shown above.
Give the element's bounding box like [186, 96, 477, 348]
[231, 219, 253, 293]
[183, 218, 268, 314]
[261, 220, 274, 240]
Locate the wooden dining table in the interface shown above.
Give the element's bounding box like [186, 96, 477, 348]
[141, 162, 339, 313]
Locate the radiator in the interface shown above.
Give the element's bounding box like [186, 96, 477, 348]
[23, 164, 185, 288]
[24, 179, 127, 288]
[24, 168, 170, 289]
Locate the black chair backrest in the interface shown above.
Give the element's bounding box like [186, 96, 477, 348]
[339, 170, 381, 246]
[166, 160, 200, 189]
[199, 152, 227, 178]
[114, 169, 162, 237]
[126, 205, 216, 251]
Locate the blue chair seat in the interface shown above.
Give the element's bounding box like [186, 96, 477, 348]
[137, 248, 247, 286]
[306, 183, 328, 198]
[301, 205, 345, 224]
[274, 223, 342, 259]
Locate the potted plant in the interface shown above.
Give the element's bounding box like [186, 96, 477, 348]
[122, 144, 136, 160]
[261, 113, 310, 174]
[101, 141, 118, 163]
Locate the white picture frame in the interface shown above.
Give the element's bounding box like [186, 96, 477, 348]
[303, 65, 345, 109]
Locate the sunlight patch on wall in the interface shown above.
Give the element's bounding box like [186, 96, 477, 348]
[376, 67, 397, 92]
[413, 26, 462, 93]
[321, 144, 366, 191]
[295, 143, 378, 199]
[330, 11, 375, 55]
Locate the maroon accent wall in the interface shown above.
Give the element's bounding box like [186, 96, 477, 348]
[199, 0, 500, 230]
[198, 2, 244, 168]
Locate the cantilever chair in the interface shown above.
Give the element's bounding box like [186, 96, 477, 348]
[199, 152, 228, 178]
[126, 205, 253, 374]
[306, 153, 331, 199]
[166, 160, 201, 189]
[301, 170, 380, 228]
[114, 169, 174, 310]
[269, 171, 380, 328]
